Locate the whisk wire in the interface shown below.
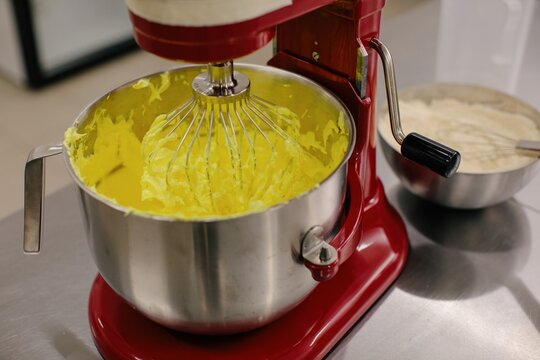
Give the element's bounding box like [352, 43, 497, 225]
[146, 98, 196, 162]
[241, 101, 274, 149]
[234, 102, 257, 171]
[218, 110, 241, 185]
[205, 108, 216, 210]
[226, 110, 244, 187]
[251, 96, 298, 128]
[186, 107, 207, 168]
[246, 99, 290, 141]
[164, 100, 196, 139]
[166, 106, 200, 174]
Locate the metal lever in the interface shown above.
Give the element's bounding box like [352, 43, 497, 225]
[24, 143, 63, 253]
[369, 38, 460, 177]
[369, 38, 405, 144]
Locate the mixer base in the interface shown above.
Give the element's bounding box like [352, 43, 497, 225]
[88, 180, 408, 360]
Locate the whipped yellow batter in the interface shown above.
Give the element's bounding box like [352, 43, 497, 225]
[65, 71, 349, 219]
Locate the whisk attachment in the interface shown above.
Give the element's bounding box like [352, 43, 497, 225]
[141, 61, 302, 214]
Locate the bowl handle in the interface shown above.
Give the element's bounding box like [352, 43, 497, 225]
[23, 143, 63, 253]
[369, 38, 460, 177]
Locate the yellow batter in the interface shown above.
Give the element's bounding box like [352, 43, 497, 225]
[65, 72, 349, 219]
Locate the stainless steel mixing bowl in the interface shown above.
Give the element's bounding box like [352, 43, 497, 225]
[23, 64, 355, 334]
[378, 83, 540, 209]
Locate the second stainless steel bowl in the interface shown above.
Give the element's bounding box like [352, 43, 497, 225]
[379, 83, 540, 209]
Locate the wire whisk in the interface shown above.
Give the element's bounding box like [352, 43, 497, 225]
[140, 61, 306, 214]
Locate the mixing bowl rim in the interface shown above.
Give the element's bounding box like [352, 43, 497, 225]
[377, 82, 540, 176]
[62, 63, 356, 223]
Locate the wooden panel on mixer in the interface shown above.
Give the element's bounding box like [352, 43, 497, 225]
[275, 0, 385, 80]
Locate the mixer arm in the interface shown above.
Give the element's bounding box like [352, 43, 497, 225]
[370, 38, 461, 178]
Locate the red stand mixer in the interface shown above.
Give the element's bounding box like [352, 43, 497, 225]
[94, 1, 459, 358]
[23, 0, 460, 359]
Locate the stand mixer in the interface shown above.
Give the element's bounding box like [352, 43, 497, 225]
[23, 0, 460, 359]
[102, 0, 459, 356]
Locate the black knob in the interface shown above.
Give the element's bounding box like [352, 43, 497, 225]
[401, 132, 461, 178]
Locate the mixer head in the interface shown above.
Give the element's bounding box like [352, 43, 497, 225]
[124, 0, 336, 62]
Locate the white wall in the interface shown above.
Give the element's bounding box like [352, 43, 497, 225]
[0, 0, 133, 85]
[32, 0, 133, 71]
[0, 0, 26, 84]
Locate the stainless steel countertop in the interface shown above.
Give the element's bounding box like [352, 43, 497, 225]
[329, 160, 540, 360]
[2, 1, 540, 359]
[3, 161, 540, 360]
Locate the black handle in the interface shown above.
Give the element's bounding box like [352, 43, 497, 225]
[401, 133, 461, 178]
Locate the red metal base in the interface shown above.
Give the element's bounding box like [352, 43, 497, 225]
[89, 179, 407, 360]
